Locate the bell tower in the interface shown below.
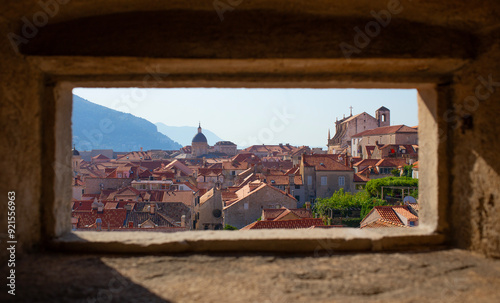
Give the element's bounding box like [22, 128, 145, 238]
[375, 106, 390, 127]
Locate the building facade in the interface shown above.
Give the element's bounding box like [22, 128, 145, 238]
[327, 107, 390, 154]
[191, 123, 209, 157]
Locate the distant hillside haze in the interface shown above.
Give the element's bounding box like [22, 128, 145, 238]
[72, 95, 182, 151]
[155, 123, 224, 147]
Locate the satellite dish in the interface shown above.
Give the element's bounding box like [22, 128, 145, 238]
[403, 196, 417, 204]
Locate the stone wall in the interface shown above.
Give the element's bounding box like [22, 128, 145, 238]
[1, 1, 500, 261]
[450, 38, 500, 258]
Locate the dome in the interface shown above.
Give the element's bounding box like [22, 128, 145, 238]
[72, 145, 80, 156]
[192, 132, 207, 143]
[192, 123, 208, 144]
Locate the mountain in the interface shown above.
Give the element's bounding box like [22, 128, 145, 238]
[72, 95, 182, 151]
[155, 123, 223, 147]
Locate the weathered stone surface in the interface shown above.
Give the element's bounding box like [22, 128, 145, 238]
[2, 249, 500, 302]
[450, 38, 500, 258]
[1, 0, 500, 265]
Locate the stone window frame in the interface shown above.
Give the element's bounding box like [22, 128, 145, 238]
[338, 176, 345, 187]
[34, 57, 452, 254]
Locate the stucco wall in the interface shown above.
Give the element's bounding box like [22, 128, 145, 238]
[84, 177, 133, 194]
[315, 171, 355, 198]
[223, 186, 297, 228]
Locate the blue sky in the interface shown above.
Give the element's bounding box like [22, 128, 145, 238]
[73, 88, 418, 148]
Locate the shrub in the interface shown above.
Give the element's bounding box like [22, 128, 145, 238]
[223, 224, 238, 230]
[365, 177, 418, 198]
[313, 189, 387, 220]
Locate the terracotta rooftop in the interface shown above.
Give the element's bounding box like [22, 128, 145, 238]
[352, 125, 418, 138]
[92, 153, 110, 160]
[360, 205, 418, 228]
[266, 175, 303, 186]
[222, 160, 250, 170]
[162, 191, 195, 207]
[262, 208, 312, 221]
[360, 219, 407, 229]
[392, 205, 419, 221]
[375, 158, 408, 168]
[241, 218, 324, 230]
[72, 208, 128, 229]
[302, 154, 352, 171]
[353, 173, 370, 182]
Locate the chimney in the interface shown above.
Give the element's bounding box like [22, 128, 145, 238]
[181, 215, 186, 228]
[305, 202, 311, 211]
[345, 155, 349, 167]
[249, 181, 260, 191]
[150, 203, 155, 214]
[289, 174, 294, 187]
[140, 147, 143, 152]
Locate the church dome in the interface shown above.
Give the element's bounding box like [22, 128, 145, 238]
[192, 132, 207, 143]
[192, 123, 208, 144]
[72, 145, 80, 156]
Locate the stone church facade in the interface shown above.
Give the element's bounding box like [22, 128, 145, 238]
[327, 107, 390, 154]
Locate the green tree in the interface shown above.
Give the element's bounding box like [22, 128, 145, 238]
[223, 224, 238, 230]
[365, 177, 418, 198]
[401, 165, 414, 177]
[313, 189, 387, 220]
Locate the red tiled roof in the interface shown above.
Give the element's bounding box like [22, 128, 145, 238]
[353, 159, 380, 169]
[352, 125, 418, 138]
[360, 205, 419, 228]
[72, 208, 127, 229]
[302, 154, 352, 171]
[221, 191, 238, 202]
[231, 153, 260, 163]
[266, 175, 303, 186]
[178, 181, 199, 192]
[104, 202, 118, 209]
[375, 158, 408, 168]
[72, 200, 93, 211]
[285, 166, 300, 175]
[392, 205, 418, 220]
[222, 160, 249, 170]
[354, 173, 370, 182]
[139, 190, 165, 202]
[262, 208, 312, 221]
[243, 144, 298, 155]
[375, 206, 403, 224]
[116, 186, 141, 196]
[198, 168, 223, 176]
[241, 218, 324, 230]
[92, 154, 110, 160]
[162, 191, 194, 207]
[116, 151, 152, 161]
[262, 160, 293, 170]
[360, 219, 406, 229]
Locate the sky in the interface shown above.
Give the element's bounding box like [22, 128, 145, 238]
[72, 88, 418, 149]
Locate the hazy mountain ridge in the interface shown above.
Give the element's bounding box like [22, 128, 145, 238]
[155, 123, 223, 147]
[72, 95, 182, 151]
